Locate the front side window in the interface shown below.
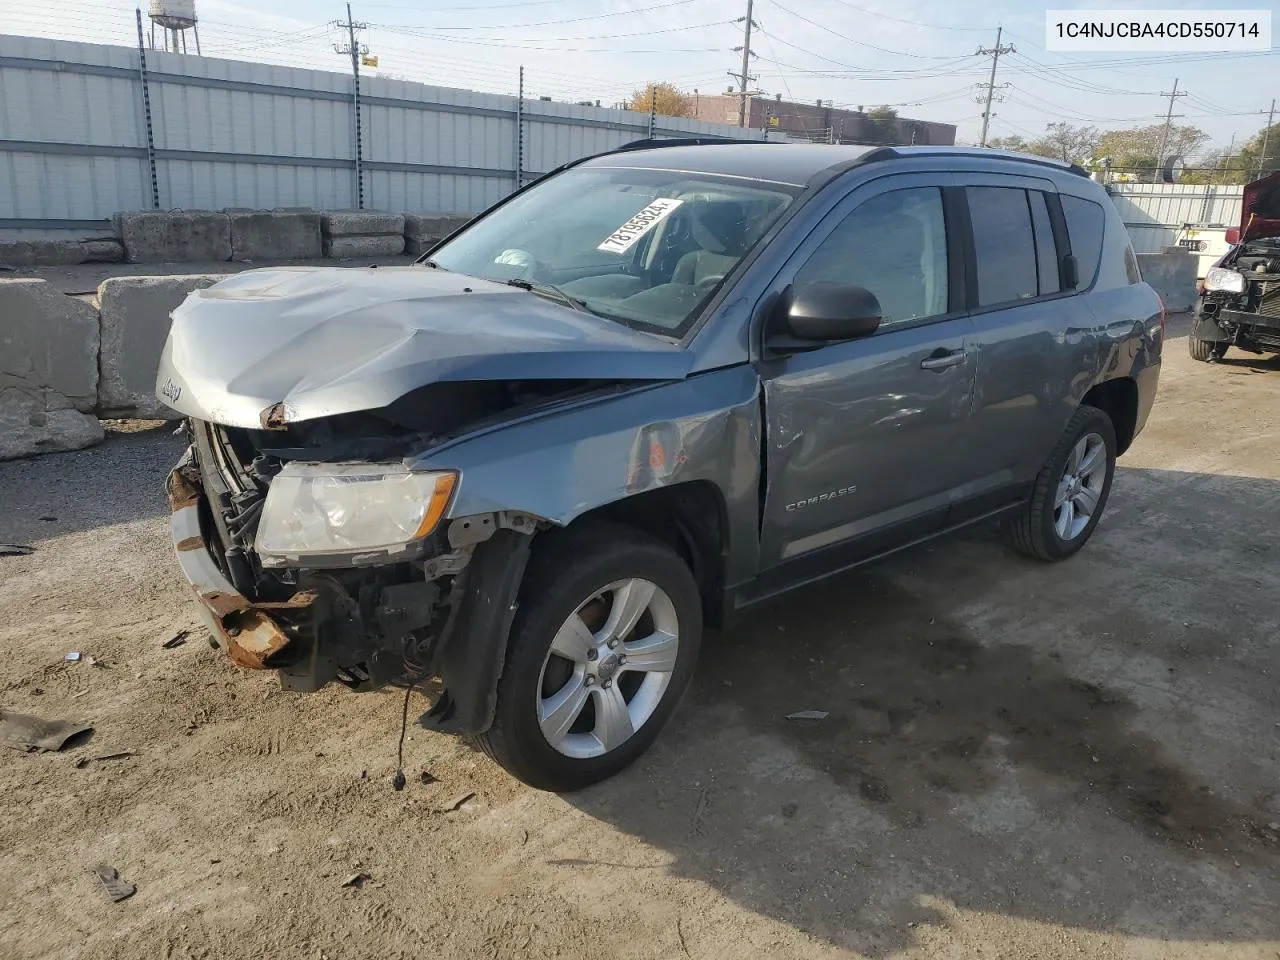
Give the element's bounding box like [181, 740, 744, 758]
[794, 186, 949, 328]
[968, 187, 1039, 306]
[427, 165, 796, 336]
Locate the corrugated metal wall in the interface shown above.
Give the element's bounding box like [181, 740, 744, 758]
[0, 33, 766, 235]
[1107, 182, 1245, 254]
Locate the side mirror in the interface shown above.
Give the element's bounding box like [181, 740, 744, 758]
[783, 282, 882, 342]
[1225, 227, 1241, 245]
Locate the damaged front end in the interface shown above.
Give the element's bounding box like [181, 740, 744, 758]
[1194, 171, 1280, 354]
[166, 406, 541, 735]
[1195, 237, 1280, 353]
[156, 265, 698, 733]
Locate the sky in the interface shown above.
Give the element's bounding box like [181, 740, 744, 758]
[2, 0, 1277, 156]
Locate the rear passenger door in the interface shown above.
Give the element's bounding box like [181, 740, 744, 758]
[956, 176, 1098, 516]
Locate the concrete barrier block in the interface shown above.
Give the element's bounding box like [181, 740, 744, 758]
[1137, 251, 1198, 313]
[322, 212, 405, 238]
[404, 214, 470, 255]
[324, 234, 406, 258]
[97, 275, 223, 418]
[229, 211, 323, 260]
[116, 211, 232, 263]
[0, 279, 102, 460]
[0, 238, 124, 267]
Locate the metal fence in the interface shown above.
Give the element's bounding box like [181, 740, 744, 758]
[0, 33, 767, 237]
[1106, 182, 1244, 254]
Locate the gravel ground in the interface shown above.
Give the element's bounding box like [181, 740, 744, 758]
[0, 314, 1277, 960]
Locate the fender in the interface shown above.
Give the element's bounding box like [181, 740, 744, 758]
[410, 364, 764, 589]
[411, 364, 763, 735]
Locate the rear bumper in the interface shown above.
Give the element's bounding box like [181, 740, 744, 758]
[167, 450, 321, 671]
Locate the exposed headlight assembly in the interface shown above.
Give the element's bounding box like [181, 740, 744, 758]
[1204, 267, 1246, 294]
[256, 463, 456, 564]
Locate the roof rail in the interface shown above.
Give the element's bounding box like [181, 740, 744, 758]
[614, 136, 772, 153]
[880, 145, 1090, 177]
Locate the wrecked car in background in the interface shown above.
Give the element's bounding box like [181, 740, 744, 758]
[158, 141, 1162, 791]
[1190, 170, 1280, 362]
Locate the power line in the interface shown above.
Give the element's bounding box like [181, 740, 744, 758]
[376, 0, 702, 32]
[764, 0, 963, 59]
[374, 20, 737, 44]
[820, 0, 990, 32]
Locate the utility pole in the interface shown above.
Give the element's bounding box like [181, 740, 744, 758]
[1154, 78, 1187, 179]
[1216, 133, 1236, 187]
[1257, 98, 1276, 179]
[730, 0, 757, 127]
[333, 4, 368, 209]
[975, 26, 1014, 148]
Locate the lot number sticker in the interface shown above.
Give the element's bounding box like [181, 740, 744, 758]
[597, 198, 683, 254]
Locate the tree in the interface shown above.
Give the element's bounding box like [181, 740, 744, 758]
[1094, 123, 1209, 180]
[1236, 120, 1280, 180]
[987, 135, 1030, 153]
[865, 105, 900, 144]
[1028, 122, 1099, 163]
[627, 83, 694, 119]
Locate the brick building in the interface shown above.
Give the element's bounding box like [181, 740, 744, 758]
[688, 93, 956, 146]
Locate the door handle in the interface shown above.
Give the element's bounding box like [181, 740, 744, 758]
[920, 349, 967, 371]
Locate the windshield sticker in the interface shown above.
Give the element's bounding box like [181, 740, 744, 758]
[597, 198, 684, 254]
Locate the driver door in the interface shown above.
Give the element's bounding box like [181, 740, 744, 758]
[756, 174, 979, 577]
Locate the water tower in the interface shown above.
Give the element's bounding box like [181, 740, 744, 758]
[149, 0, 201, 55]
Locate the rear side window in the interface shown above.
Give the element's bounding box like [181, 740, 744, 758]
[967, 187, 1038, 306]
[1061, 195, 1106, 288]
[1028, 191, 1060, 295]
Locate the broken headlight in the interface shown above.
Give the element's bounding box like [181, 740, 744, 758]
[256, 463, 456, 562]
[1204, 267, 1246, 294]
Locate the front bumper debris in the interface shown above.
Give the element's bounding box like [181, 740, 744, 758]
[167, 444, 537, 733]
[167, 452, 320, 670]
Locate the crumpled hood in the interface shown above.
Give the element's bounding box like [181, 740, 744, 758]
[1241, 170, 1280, 241]
[155, 266, 692, 429]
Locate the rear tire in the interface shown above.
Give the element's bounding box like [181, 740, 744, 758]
[475, 522, 702, 792]
[1189, 337, 1228, 362]
[1002, 405, 1117, 562]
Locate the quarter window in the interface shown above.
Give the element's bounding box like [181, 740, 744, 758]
[1061, 195, 1107, 288]
[967, 187, 1039, 306]
[795, 186, 949, 328]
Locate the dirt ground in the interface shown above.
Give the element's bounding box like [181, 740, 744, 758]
[1, 314, 1277, 960]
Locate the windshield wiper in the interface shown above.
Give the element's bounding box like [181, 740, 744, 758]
[504, 278, 594, 314]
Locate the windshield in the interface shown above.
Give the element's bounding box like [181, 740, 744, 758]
[427, 165, 798, 336]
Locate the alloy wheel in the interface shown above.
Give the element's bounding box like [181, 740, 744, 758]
[1054, 432, 1107, 541]
[536, 578, 680, 759]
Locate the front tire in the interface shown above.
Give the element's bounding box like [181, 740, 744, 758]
[1189, 337, 1228, 362]
[1003, 405, 1117, 562]
[475, 522, 702, 792]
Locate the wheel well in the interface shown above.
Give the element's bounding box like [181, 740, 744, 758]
[1082, 377, 1139, 455]
[567, 482, 728, 628]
